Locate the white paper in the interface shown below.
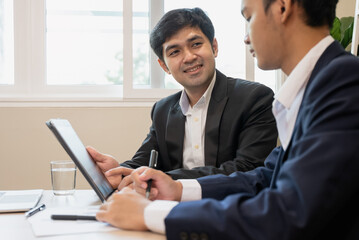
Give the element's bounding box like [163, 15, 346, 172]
[27, 206, 116, 237]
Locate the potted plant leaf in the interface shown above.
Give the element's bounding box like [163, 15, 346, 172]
[330, 16, 355, 52]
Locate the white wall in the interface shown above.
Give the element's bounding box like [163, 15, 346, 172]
[337, 0, 356, 18]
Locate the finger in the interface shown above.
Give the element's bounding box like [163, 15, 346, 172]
[132, 167, 155, 183]
[99, 202, 109, 211]
[86, 146, 106, 162]
[138, 167, 159, 181]
[149, 188, 159, 200]
[118, 175, 133, 190]
[131, 170, 148, 189]
[106, 167, 133, 177]
[86, 146, 97, 158]
[96, 209, 107, 222]
[131, 173, 149, 197]
[132, 166, 150, 176]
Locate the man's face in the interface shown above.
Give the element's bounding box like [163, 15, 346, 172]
[241, 0, 284, 70]
[158, 26, 218, 94]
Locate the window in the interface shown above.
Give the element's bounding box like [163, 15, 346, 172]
[0, 0, 14, 85]
[46, 0, 124, 86]
[0, 0, 277, 106]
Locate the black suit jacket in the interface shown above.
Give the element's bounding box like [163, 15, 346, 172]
[165, 42, 359, 239]
[121, 70, 277, 179]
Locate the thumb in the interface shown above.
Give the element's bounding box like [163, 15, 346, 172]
[86, 146, 100, 159]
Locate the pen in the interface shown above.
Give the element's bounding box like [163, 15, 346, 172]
[145, 149, 158, 199]
[25, 203, 46, 218]
[51, 214, 97, 221]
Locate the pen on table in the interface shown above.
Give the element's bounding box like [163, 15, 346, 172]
[145, 149, 158, 199]
[51, 214, 97, 221]
[25, 203, 46, 218]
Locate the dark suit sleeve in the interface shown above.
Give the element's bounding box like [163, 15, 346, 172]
[166, 84, 277, 179]
[164, 55, 359, 239]
[120, 103, 158, 169]
[198, 146, 279, 200]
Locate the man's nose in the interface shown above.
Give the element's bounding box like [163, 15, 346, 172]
[183, 49, 197, 63]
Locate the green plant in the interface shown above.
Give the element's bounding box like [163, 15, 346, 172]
[330, 16, 354, 50]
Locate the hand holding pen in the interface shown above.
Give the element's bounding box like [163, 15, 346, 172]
[145, 150, 158, 199]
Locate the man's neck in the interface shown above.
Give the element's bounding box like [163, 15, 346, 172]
[186, 89, 207, 107]
[281, 26, 330, 76]
[185, 74, 215, 107]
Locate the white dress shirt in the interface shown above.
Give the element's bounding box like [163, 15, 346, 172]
[144, 35, 335, 234]
[180, 72, 216, 169]
[273, 36, 334, 150]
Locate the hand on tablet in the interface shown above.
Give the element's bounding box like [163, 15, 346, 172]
[86, 146, 123, 189]
[86, 146, 120, 172]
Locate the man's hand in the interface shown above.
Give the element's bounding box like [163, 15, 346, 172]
[131, 167, 183, 201]
[96, 187, 150, 231]
[86, 146, 120, 171]
[87, 146, 133, 189]
[105, 167, 134, 190]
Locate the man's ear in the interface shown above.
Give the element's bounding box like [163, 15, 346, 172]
[279, 0, 293, 23]
[212, 38, 219, 58]
[157, 59, 171, 75]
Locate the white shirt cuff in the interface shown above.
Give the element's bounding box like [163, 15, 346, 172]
[178, 179, 202, 201]
[144, 200, 178, 234]
[143, 180, 201, 234]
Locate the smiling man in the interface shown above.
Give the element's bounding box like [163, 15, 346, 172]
[87, 7, 277, 188]
[95, 0, 359, 239]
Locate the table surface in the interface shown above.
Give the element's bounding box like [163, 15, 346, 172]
[0, 190, 165, 240]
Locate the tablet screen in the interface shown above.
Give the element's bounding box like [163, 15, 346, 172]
[46, 119, 115, 202]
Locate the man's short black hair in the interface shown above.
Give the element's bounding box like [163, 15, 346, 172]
[150, 8, 215, 62]
[262, 0, 338, 28]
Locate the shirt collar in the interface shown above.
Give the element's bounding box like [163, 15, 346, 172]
[179, 71, 217, 115]
[275, 36, 334, 109]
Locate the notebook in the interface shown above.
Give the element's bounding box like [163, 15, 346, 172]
[0, 189, 43, 213]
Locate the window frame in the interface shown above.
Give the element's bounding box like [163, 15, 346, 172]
[0, 0, 281, 107]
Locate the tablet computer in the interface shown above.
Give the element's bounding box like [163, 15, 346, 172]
[46, 119, 115, 202]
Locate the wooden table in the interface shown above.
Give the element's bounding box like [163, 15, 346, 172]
[0, 190, 165, 240]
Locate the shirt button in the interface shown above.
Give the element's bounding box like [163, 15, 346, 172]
[190, 233, 199, 240]
[180, 232, 188, 240]
[200, 233, 209, 240]
[194, 145, 199, 149]
[194, 117, 199, 122]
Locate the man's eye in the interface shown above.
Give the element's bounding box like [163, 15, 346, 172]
[193, 42, 203, 47]
[169, 50, 179, 56]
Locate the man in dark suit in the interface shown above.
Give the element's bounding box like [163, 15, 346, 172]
[95, 0, 359, 239]
[87, 8, 277, 187]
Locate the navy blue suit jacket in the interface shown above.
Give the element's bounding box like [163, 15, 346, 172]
[121, 70, 277, 179]
[165, 42, 359, 239]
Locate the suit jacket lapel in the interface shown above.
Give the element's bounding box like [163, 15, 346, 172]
[270, 41, 345, 188]
[205, 70, 229, 166]
[284, 41, 345, 162]
[165, 102, 186, 168]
